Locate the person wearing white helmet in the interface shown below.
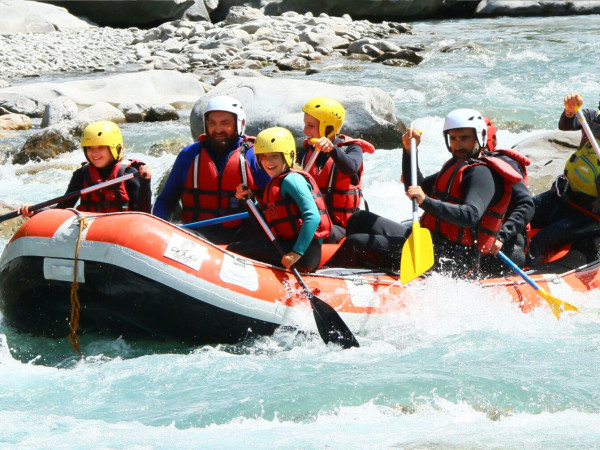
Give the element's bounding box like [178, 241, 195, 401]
[327, 109, 523, 277]
[153, 95, 269, 244]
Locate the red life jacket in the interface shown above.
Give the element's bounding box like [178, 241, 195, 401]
[489, 148, 530, 187]
[301, 134, 374, 227]
[78, 160, 138, 213]
[420, 156, 522, 254]
[261, 169, 332, 241]
[181, 135, 256, 226]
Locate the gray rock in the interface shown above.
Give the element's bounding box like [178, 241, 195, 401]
[372, 49, 423, 66]
[15, 120, 87, 164]
[224, 5, 266, 25]
[475, 0, 600, 17]
[0, 0, 90, 34]
[76, 102, 126, 123]
[513, 129, 580, 194]
[214, 69, 266, 85]
[276, 56, 310, 71]
[0, 94, 45, 118]
[0, 70, 206, 110]
[190, 77, 404, 149]
[145, 104, 180, 122]
[41, 96, 78, 128]
[39, 0, 196, 28]
[118, 103, 151, 123]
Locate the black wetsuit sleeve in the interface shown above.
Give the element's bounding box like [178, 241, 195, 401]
[125, 166, 152, 213]
[55, 168, 85, 209]
[420, 164, 497, 228]
[330, 142, 363, 176]
[559, 107, 600, 147]
[496, 159, 534, 244]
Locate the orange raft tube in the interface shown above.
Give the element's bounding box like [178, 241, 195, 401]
[0, 209, 598, 344]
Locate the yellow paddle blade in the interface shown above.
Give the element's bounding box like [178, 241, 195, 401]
[400, 222, 434, 284]
[539, 287, 579, 320]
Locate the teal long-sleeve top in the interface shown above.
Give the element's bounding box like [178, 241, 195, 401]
[271, 171, 321, 255]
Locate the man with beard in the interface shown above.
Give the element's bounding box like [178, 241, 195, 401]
[153, 96, 269, 244]
[327, 109, 523, 278]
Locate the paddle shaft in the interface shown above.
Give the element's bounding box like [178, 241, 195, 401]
[574, 106, 600, 160]
[497, 251, 540, 292]
[244, 198, 359, 348]
[0, 172, 140, 223]
[181, 212, 249, 229]
[410, 137, 419, 222]
[302, 138, 320, 172]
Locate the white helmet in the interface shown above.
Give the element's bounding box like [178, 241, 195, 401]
[204, 95, 246, 136]
[442, 108, 487, 151]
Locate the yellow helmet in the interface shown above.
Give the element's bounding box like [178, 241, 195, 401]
[254, 127, 296, 167]
[81, 121, 124, 161]
[302, 97, 345, 139]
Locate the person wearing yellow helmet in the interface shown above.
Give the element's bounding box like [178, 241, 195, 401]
[299, 97, 375, 243]
[227, 127, 332, 272]
[152, 95, 270, 244]
[19, 121, 152, 216]
[528, 93, 600, 266]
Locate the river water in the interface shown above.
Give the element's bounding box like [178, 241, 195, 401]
[2, 15, 600, 448]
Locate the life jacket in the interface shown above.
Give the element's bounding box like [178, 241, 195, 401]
[181, 135, 256, 226]
[563, 139, 600, 197]
[489, 148, 533, 237]
[78, 159, 140, 213]
[300, 134, 374, 227]
[489, 148, 531, 187]
[420, 156, 522, 254]
[261, 169, 332, 241]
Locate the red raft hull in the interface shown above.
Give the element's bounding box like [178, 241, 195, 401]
[0, 209, 598, 344]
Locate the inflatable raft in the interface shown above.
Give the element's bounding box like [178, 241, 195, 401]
[0, 209, 598, 345]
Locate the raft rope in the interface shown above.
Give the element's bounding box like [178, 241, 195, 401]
[69, 214, 89, 355]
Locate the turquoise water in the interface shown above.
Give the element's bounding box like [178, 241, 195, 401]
[2, 15, 600, 448]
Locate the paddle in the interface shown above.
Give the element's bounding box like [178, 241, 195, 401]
[400, 137, 434, 284]
[244, 198, 359, 348]
[497, 251, 579, 319]
[303, 138, 320, 172]
[0, 172, 140, 223]
[181, 212, 249, 229]
[574, 105, 600, 159]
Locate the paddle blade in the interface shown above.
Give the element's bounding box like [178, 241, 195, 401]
[309, 293, 359, 349]
[539, 287, 579, 320]
[400, 222, 434, 284]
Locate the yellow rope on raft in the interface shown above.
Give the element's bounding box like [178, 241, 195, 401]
[69, 215, 89, 355]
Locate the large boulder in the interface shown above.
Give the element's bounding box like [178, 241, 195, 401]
[475, 0, 600, 17]
[39, 0, 196, 27]
[0, 0, 90, 34]
[0, 70, 207, 110]
[212, 0, 479, 22]
[190, 77, 404, 149]
[14, 120, 87, 164]
[512, 129, 580, 194]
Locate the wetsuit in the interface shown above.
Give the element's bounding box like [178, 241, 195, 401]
[297, 137, 364, 243]
[227, 171, 326, 272]
[529, 109, 600, 263]
[153, 136, 269, 244]
[480, 151, 534, 271]
[327, 150, 507, 277]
